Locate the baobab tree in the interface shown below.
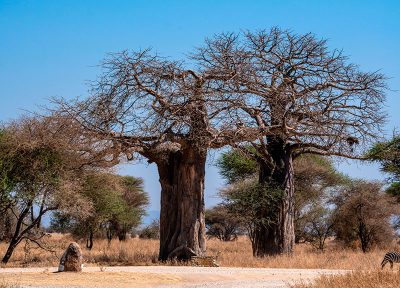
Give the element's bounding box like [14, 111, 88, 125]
[60, 50, 259, 260]
[195, 28, 386, 256]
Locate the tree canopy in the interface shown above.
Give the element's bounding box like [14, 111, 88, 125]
[367, 136, 400, 197]
[0, 114, 124, 264]
[195, 28, 386, 255]
[58, 27, 387, 258]
[331, 181, 399, 252]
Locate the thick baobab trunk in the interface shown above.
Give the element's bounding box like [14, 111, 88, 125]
[157, 148, 206, 261]
[251, 218, 280, 257]
[253, 137, 295, 257]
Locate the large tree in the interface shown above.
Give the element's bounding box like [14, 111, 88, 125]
[60, 50, 258, 260]
[196, 28, 386, 255]
[0, 115, 115, 264]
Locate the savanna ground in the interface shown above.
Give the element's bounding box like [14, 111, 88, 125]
[1, 234, 400, 287]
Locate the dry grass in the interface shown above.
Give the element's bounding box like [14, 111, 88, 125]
[292, 270, 400, 288]
[0, 280, 21, 288]
[0, 234, 397, 271]
[207, 237, 392, 270]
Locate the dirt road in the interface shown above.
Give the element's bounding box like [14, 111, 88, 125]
[0, 266, 348, 288]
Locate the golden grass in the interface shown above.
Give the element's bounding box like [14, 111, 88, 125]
[0, 280, 21, 288]
[292, 270, 400, 288]
[0, 234, 397, 271]
[208, 237, 395, 270]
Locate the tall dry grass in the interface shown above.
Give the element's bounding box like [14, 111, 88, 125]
[292, 271, 400, 288]
[0, 280, 21, 288]
[0, 234, 397, 271]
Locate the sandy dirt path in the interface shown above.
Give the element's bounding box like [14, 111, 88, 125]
[0, 266, 349, 288]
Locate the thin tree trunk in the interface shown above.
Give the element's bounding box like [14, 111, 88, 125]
[118, 224, 127, 241]
[1, 238, 19, 264]
[157, 147, 206, 261]
[106, 225, 113, 244]
[86, 229, 93, 250]
[1, 204, 31, 264]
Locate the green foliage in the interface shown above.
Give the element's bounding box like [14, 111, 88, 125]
[0, 138, 64, 198]
[0, 119, 81, 263]
[52, 173, 149, 242]
[301, 203, 335, 251]
[221, 179, 283, 232]
[0, 126, 65, 219]
[49, 212, 74, 233]
[0, 131, 13, 213]
[216, 148, 258, 184]
[367, 136, 400, 196]
[367, 136, 400, 177]
[216, 148, 347, 247]
[386, 182, 400, 198]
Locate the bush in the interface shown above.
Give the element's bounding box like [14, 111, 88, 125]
[139, 220, 160, 239]
[205, 205, 245, 241]
[331, 181, 399, 252]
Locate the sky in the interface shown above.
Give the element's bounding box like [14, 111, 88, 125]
[1, 0, 399, 214]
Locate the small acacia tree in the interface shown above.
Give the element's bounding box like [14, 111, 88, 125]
[217, 148, 344, 254]
[332, 181, 398, 252]
[139, 220, 160, 240]
[196, 28, 386, 255]
[220, 179, 282, 255]
[205, 205, 244, 241]
[110, 176, 149, 241]
[53, 173, 148, 248]
[293, 155, 346, 244]
[301, 204, 335, 251]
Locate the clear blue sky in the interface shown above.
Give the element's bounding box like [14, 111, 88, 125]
[1, 0, 399, 212]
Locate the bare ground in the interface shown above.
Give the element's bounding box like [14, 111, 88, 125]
[0, 266, 349, 288]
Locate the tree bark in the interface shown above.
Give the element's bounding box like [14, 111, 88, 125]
[1, 238, 19, 264]
[156, 147, 206, 261]
[253, 137, 295, 257]
[1, 204, 31, 264]
[86, 229, 94, 250]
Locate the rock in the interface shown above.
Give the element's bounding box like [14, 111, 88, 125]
[58, 242, 83, 272]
